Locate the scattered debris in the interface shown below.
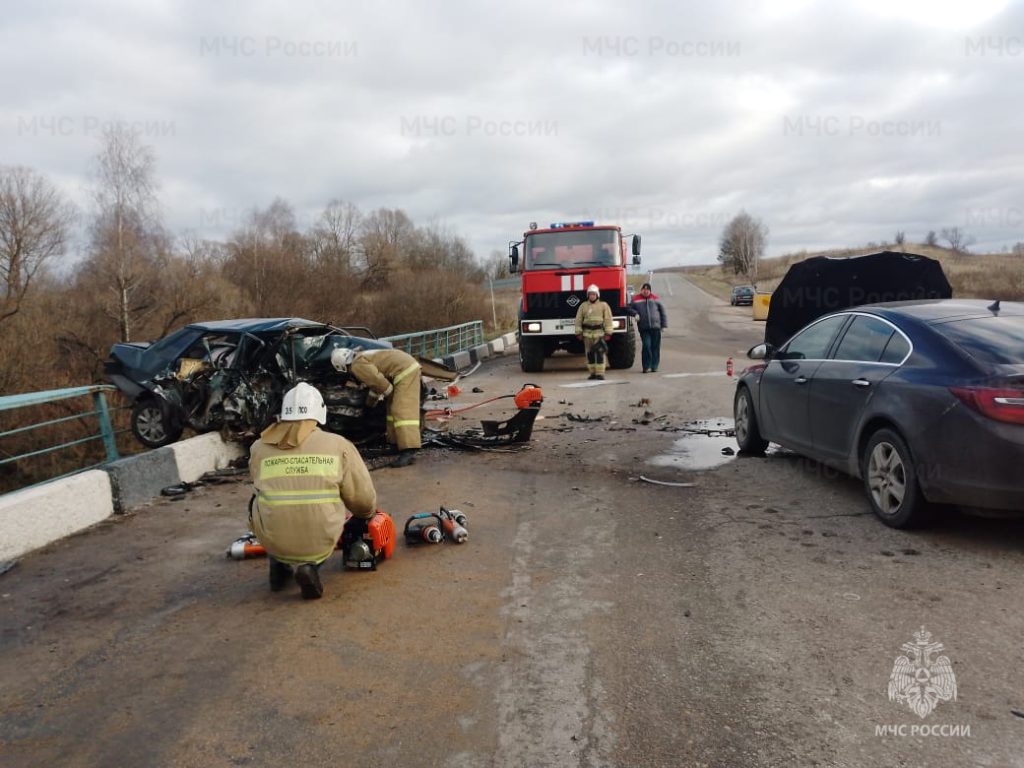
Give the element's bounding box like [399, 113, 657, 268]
[634, 398, 651, 407]
[565, 413, 607, 423]
[721, 446, 735, 456]
[0, 560, 17, 577]
[472, 386, 484, 393]
[638, 475, 697, 488]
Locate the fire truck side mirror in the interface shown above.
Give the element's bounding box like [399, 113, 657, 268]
[631, 234, 642, 257]
[509, 245, 520, 273]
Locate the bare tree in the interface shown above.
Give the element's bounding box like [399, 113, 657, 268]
[89, 125, 161, 341]
[359, 208, 414, 288]
[925, 230, 938, 247]
[0, 166, 76, 326]
[718, 211, 768, 284]
[309, 199, 362, 271]
[894, 230, 906, 247]
[940, 226, 973, 255]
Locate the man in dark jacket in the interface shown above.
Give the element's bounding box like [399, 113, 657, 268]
[630, 282, 668, 373]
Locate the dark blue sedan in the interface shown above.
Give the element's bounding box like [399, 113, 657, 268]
[106, 318, 391, 448]
[733, 300, 1024, 528]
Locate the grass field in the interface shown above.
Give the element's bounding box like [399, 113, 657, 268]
[664, 244, 1024, 303]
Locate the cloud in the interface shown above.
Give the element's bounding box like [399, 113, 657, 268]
[2, 0, 1022, 268]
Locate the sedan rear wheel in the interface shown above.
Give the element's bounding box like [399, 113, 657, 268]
[862, 428, 930, 528]
[131, 398, 184, 449]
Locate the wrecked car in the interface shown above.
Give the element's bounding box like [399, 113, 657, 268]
[105, 318, 399, 448]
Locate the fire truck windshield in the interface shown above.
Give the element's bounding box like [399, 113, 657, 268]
[524, 229, 619, 270]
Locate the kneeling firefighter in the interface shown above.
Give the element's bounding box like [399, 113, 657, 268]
[249, 383, 377, 599]
[574, 284, 614, 380]
[331, 346, 422, 467]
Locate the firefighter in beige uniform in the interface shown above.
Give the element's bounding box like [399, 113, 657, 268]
[574, 284, 614, 380]
[250, 383, 377, 599]
[332, 346, 422, 466]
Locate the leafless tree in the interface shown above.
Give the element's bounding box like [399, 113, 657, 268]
[359, 208, 414, 288]
[309, 199, 362, 271]
[894, 230, 906, 247]
[940, 226, 973, 255]
[0, 166, 76, 326]
[925, 230, 938, 247]
[487, 248, 510, 280]
[718, 211, 768, 284]
[89, 125, 161, 341]
[223, 198, 303, 314]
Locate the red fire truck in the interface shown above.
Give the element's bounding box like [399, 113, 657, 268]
[509, 221, 641, 372]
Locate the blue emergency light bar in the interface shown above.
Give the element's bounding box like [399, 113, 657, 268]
[549, 221, 595, 229]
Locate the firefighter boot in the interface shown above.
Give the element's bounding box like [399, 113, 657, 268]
[392, 449, 417, 467]
[268, 558, 293, 592]
[295, 563, 324, 600]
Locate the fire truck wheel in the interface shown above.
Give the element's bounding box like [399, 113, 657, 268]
[519, 337, 545, 372]
[607, 328, 636, 369]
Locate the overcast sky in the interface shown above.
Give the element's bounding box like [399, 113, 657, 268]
[2, 0, 1022, 269]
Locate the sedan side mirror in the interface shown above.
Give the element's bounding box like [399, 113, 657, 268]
[747, 343, 773, 360]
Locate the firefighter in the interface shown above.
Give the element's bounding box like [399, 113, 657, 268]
[574, 284, 614, 380]
[331, 346, 422, 466]
[249, 382, 377, 599]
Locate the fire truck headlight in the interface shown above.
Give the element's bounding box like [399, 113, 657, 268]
[612, 318, 625, 330]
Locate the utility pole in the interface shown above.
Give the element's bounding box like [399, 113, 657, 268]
[488, 276, 497, 330]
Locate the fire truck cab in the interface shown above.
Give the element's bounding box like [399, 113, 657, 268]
[509, 221, 641, 372]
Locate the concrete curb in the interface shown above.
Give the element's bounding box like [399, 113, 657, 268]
[438, 332, 517, 371]
[1, 433, 245, 562]
[0, 470, 115, 562]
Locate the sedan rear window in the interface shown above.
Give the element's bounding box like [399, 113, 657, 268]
[935, 315, 1024, 365]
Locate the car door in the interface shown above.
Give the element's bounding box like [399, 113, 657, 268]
[759, 314, 850, 451]
[809, 314, 910, 463]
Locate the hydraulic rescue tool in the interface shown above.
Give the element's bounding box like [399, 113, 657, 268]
[403, 507, 469, 546]
[403, 511, 445, 545]
[439, 506, 469, 543]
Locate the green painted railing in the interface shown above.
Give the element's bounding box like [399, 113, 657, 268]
[382, 321, 484, 359]
[0, 385, 126, 486]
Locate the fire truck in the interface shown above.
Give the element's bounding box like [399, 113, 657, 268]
[509, 221, 641, 372]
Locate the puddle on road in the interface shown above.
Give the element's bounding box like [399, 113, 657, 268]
[648, 417, 739, 471]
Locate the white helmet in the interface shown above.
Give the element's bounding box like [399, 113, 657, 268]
[280, 382, 327, 425]
[586, 284, 600, 295]
[330, 347, 356, 372]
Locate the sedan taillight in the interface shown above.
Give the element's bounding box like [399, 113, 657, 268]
[950, 387, 1024, 425]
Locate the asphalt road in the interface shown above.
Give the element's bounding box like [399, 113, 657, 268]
[2, 274, 1023, 768]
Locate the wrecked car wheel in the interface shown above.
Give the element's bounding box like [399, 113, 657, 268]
[131, 398, 183, 448]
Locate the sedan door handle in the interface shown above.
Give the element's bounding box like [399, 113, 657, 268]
[852, 378, 871, 388]
[794, 376, 808, 385]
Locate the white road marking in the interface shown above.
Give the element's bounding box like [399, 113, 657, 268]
[559, 380, 631, 388]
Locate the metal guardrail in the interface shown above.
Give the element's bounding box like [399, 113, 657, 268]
[382, 320, 484, 359]
[0, 385, 125, 486]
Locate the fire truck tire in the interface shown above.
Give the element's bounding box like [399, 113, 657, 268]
[519, 337, 545, 372]
[607, 327, 636, 369]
